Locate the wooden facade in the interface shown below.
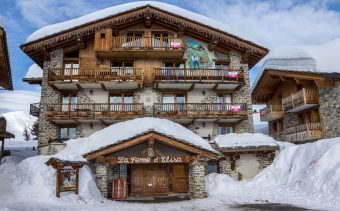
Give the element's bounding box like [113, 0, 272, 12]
[0, 26, 13, 90]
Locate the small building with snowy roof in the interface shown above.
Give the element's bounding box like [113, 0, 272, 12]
[23, 64, 43, 85]
[252, 38, 340, 143]
[214, 133, 278, 180]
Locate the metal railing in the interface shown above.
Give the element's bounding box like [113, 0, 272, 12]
[48, 68, 144, 82]
[153, 68, 244, 82]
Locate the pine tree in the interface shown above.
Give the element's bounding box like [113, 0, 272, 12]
[23, 126, 31, 141]
[30, 120, 39, 140]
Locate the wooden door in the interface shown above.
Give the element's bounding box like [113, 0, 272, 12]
[135, 60, 161, 86]
[172, 164, 188, 193]
[131, 164, 169, 196]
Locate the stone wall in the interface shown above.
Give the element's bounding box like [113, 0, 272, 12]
[318, 81, 340, 138]
[96, 163, 109, 198]
[188, 161, 206, 199]
[38, 49, 63, 155]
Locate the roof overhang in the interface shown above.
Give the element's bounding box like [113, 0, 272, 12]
[84, 131, 219, 161]
[220, 145, 279, 154]
[251, 69, 334, 104]
[0, 27, 13, 90]
[20, 5, 268, 68]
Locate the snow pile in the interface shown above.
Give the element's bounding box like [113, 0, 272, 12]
[215, 133, 277, 148]
[206, 137, 340, 210]
[24, 64, 43, 79]
[0, 155, 102, 204]
[56, 117, 217, 161]
[26, 1, 255, 44]
[205, 173, 236, 196]
[1, 111, 37, 141]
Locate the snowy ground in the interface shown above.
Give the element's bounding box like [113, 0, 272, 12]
[1, 138, 339, 211]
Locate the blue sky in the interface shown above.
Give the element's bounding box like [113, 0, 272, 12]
[0, 0, 340, 114]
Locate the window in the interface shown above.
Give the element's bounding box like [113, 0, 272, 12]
[208, 161, 219, 174]
[215, 63, 229, 70]
[218, 126, 234, 135]
[162, 94, 186, 111]
[153, 32, 169, 47]
[112, 164, 128, 179]
[218, 94, 232, 111]
[109, 94, 133, 111]
[125, 32, 143, 47]
[61, 94, 77, 111]
[162, 62, 185, 76]
[60, 127, 76, 141]
[63, 61, 79, 77]
[111, 61, 134, 75]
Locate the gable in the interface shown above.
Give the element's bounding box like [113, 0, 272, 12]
[84, 131, 219, 160]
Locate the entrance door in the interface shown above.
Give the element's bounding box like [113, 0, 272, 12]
[171, 164, 188, 193]
[131, 164, 169, 196]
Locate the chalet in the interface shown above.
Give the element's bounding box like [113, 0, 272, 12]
[252, 39, 340, 143]
[0, 19, 13, 90]
[21, 1, 271, 199]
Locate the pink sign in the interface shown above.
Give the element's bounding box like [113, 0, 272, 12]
[170, 42, 181, 48]
[228, 71, 238, 78]
[231, 105, 241, 112]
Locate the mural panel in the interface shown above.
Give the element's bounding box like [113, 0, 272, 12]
[185, 39, 213, 69]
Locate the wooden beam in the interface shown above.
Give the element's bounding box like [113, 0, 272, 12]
[314, 79, 335, 88]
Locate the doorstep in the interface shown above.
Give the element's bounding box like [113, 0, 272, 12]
[114, 194, 190, 203]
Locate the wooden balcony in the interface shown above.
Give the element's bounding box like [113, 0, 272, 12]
[153, 68, 244, 91]
[285, 122, 323, 142]
[282, 88, 319, 112]
[30, 103, 40, 118]
[153, 103, 247, 124]
[95, 36, 185, 59]
[46, 103, 144, 124]
[260, 104, 284, 122]
[48, 68, 143, 91]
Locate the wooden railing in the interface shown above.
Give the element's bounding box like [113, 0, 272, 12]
[260, 104, 283, 121]
[30, 103, 40, 117]
[153, 68, 244, 82]
[282, 88, 318, 111]
[48, 68, 144, 82]
[153, 103, 247, 118]
[112, 36, 184, 49]
[46, 103, 144, 119]
[285, 122, 323, 142]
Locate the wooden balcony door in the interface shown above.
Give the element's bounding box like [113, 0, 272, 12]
[135, 60, 161, 86]
[218, 94, 232, 111]
[64, 62, 79, 80]
[162, 94, 186, 112]
[109, 94, 133, 111]
[131, 164, 169, 197]
[62, 94, 77, 112]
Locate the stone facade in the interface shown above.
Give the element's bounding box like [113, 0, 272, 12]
[318, 81, 340, 139]
[38, 49, 63, 155]
[189, 161, 206, 199]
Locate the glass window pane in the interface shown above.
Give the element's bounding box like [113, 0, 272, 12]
[226, 127, 233, 134]
[208, 161, 218, 174]
[110, 95, 122, 103]
[60, 128, 67, 139]
[69, 128, 76, 139]
[162, 94, 175, 103]
[225, 95, 232, 103]
[124, 96, 133, 104]
[218, 127, 226, 135]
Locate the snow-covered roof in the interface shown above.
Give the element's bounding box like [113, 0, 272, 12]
[24, 64, 43, 79]
[215, 133, 278, 149]
[252, 37, 340, 93]
[26, 1, 255, 44]
[55, 117, 217, 161]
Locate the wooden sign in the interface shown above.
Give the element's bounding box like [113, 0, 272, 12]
[105, 156, 194, 164]
[60, 167, 77, 192]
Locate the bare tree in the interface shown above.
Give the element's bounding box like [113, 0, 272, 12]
[23, 126, 31, 141]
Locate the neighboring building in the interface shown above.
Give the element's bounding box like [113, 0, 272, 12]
[0, 117, 14, 160]
[252, 39, 340, 143]
[21, 2, 270, 199]
[0, 19, 13, 90]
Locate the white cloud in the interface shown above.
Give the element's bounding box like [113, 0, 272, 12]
[0, 90, 40, 114]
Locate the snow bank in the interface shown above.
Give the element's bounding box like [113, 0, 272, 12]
[56, 117, 217, 161]
[206, 137, 340, 210]
[24, 64, 43, 79]
[26, 1, 255, 44]
[0, 155, 102, 204]
[215, 133, 277, 148]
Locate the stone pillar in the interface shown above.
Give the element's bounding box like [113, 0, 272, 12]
[189, 161, 206, 199]
[96, 163, 109, 198]
[38, 49, 63, 155]
[219, 157, 236, 176]
[256, 153, 275, 170]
